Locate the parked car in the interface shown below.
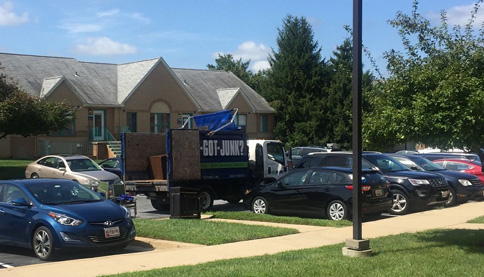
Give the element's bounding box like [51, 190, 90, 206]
[416, 152, 480, 162]
[294, 152, 450, 215]
[25, 155, 122, 191]
[98, 157, 122, 178]
[243, 167, 393, 220]
[432, 159, 484, 184]
[287, 146, 329, 168]
[389, 154, 484, 206]
[0, 179, 136, 260]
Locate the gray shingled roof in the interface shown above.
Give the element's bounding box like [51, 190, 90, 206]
[172, 68, 275, 113]
[0, 53, 274, 113]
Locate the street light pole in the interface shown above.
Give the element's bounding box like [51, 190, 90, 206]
[342, 0, 372, 257]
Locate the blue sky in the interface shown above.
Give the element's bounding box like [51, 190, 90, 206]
[1, 0, 483, 74]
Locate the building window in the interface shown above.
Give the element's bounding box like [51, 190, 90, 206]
[127, 112, 137, 132]
[51, 120, 75, 136]
[181, 113, 193, 128]
[235, 114, 247, 127]
[150, 113, 170, 133]
[260, 115, 268, 133]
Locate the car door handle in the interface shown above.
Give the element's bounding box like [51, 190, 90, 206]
[0, 209, 4, 214]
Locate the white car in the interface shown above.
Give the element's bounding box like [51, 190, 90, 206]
[25, 154, 122, 190]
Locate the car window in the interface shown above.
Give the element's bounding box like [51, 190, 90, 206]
[309, 170, 334, 184]
[280, 171, 309, 187]
[26, 182, 102, 204]
[67, 158, 102, 172]
[54, 158, 66, 169]
[320, 156, 350, 167]
[291, 148, 301, 156]
[446, 162, 471, 171]
[296, 156, 319, 168]
[100, 159, 119, 169]
[39, 157, 56, 168]
[2, 184, 28, 203]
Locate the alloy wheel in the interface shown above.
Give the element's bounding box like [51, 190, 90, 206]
[252, 198, 267, 214]
[33, 227, 53, 260]
[328, 201, 346, 220]
[392, 192, 408, 213]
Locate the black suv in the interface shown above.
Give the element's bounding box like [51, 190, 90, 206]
[288, 146, 329, 168]
[295, 152, 450, 215]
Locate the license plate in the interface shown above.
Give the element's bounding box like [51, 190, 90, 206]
[374, 189, 383, 197]
[104, 227, 120, 238]
[441, 190, 449, 198]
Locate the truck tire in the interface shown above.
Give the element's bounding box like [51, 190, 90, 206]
[200, 190, 214, 211]
[151, 198, 169, 211]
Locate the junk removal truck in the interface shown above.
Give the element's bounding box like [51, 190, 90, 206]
[122, 109, 288, 215]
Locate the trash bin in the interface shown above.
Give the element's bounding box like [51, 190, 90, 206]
[170, 186, 201, 219]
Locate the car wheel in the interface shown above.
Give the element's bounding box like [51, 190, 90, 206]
[31, 173, 40, 178]
[391, 189, 410, 215]
[444, 187, 458, 207]
[252, 196, 269, 214]
[200, 190, 214, 211]
[32, 226, 57, 261]
[327, 200, 349, 220]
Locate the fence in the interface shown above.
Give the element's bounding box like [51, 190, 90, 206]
[38, 140, 93, 156]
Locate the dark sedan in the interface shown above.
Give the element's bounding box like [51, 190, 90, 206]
[98, 157, 122, 178]
[0, 179, 136, 260]
[243, 167, 393, 220]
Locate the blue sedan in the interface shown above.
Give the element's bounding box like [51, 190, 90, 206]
[0, 179, 136, 260]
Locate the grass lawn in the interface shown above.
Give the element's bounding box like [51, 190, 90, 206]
[107, 229, 484, 276]
[206, 211, 352, 227]
[133, 218, 298, 245]
[0, 159, 32, 180]
[468, 216, 484, 223]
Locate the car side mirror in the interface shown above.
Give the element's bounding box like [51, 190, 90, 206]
[58, 167, 66, 172]
[12, 198, 30, 206]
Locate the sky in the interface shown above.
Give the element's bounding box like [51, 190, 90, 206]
[1, 0, 484, 75]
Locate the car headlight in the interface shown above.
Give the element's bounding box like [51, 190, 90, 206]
[48, 212, 83, 226]
[79, 178, 99, 187]
[121, 206, 131, 218]
[458, 179, 473, 186]
[408, 179, 430, 186]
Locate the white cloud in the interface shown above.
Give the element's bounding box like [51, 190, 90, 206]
[0, 2, 29, 26]
[74, 37, 137, 55]
[428, 4, 484, 27]
[97, 9, 120, 17]
[130, 12, 151, 24]
[211, 41, 271, 71]
[60, 23, 102, 33]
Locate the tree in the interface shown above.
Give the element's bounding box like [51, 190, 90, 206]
[325, 38, 375, 150]
[207, 54, 252, 84]
[265, 15, 328, 147]
[363, 0, 484, 153]
[0, 67, 77, 140]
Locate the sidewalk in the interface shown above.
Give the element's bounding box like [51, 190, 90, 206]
[4, 201, 484, 277]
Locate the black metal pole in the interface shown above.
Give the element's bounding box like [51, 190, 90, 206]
[352, 0, 363, 240]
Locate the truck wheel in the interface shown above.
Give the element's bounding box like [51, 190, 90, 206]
[444, 187, 457, 207]
[200, 190, 214, 211]
[390, 189, 410, 215]
[150, 199, 169, 211]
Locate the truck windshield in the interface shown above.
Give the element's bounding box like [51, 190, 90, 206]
[267, 142, 286, 166]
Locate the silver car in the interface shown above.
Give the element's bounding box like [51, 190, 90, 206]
[25, 154, 122, 190]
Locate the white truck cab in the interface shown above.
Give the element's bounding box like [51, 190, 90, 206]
[248, 140, 288, 182]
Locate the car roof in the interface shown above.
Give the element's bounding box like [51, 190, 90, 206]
[39, 154, 91, 160]
[0, 178, 77, 186]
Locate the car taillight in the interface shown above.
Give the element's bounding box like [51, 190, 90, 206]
[345, 185, 371, 192]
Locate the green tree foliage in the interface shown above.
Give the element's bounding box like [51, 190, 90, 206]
[265, 15, 328, 147]
[363, 0, 484, 152]
[207, 54, 253, 85]
[0, 67, 77, 139]
[325, 38, 374, 150]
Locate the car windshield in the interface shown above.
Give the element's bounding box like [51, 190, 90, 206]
[408, 156, 444, 171]
[25, 181, 102, 205]
[364, 154, 409, 173]
[67, 158, 102, 172]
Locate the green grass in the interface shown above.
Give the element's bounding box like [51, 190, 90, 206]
[468, 216, 484, 223]
[206, 211, 352, 227]
[0, 159, 32, 180]
[107, 229, 484, 276]
[133, 218, 298, 245]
